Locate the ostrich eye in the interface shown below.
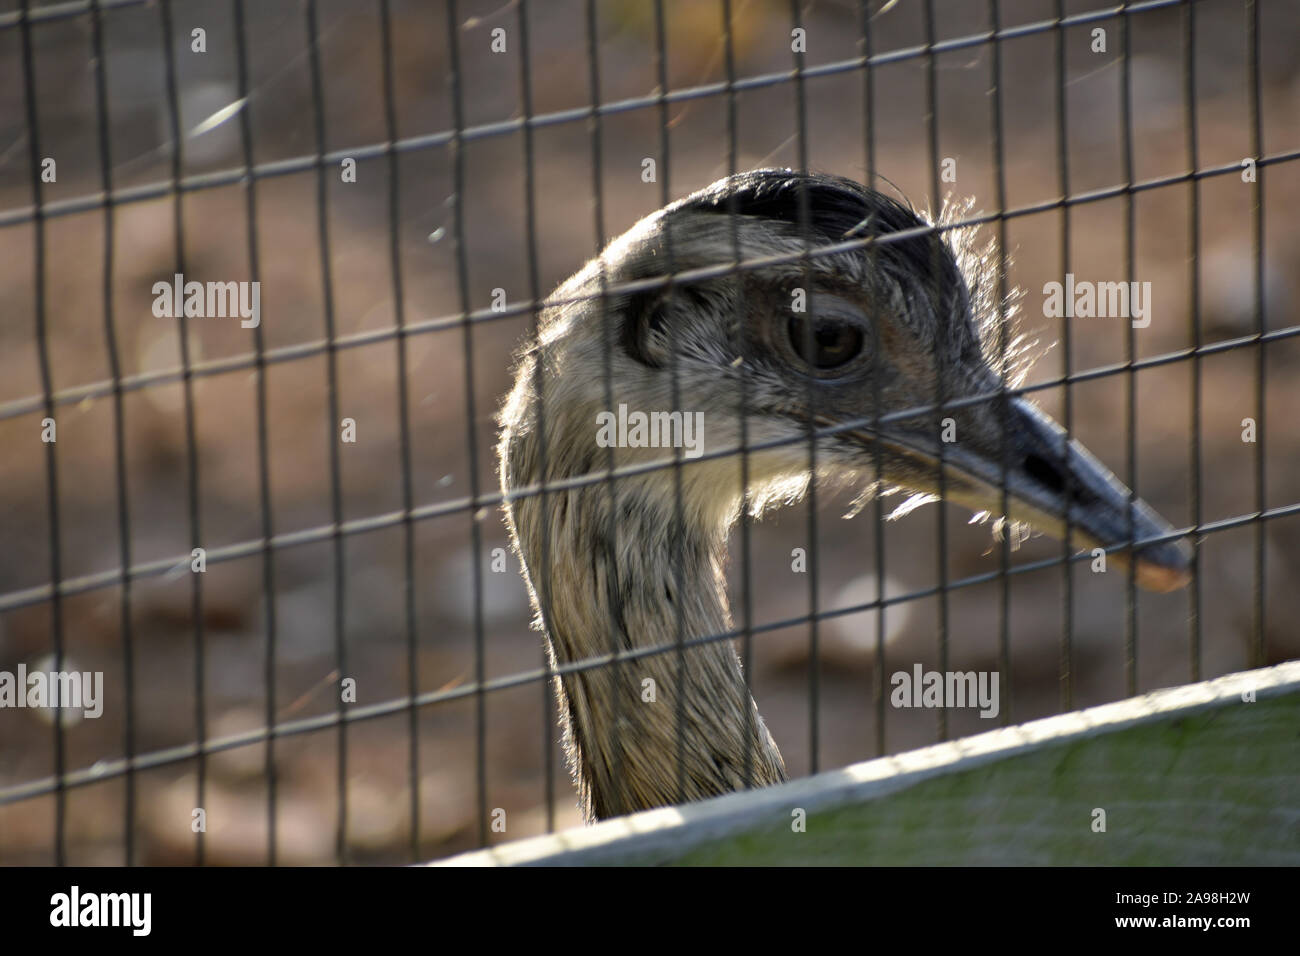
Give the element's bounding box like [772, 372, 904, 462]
[787, 315, 865, 370]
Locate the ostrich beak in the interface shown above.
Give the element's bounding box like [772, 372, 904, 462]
[849, 397, 1193, 593]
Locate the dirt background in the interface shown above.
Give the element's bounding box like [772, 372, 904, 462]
[0, 0, 1296, 864]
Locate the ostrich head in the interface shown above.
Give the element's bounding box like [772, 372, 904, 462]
[498, 168, 1190, 821]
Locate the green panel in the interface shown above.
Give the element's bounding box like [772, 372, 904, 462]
[656, 693, 1300, 866]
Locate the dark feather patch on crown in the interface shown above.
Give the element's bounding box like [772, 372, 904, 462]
[678, 168, 917, 244]
[677, 169, 964, 302]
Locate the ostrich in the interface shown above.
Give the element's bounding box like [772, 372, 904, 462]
[497, 169, 1190, 822]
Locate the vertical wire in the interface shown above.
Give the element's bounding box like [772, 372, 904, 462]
[303, 0, 349, 863]
[860, 0, 887, 759]
[788, 0, 820, 775]
[720, 0, 758, 793]
[18, 0, 66, 867]
[988, 0, 1013, 726]
[88, 0, 138, 864]
[444, 0, 489, 846]
[584, 0, 628, 819]
[158, 0, 205, 866]
[650, 0, 690, 807]
[376, 0, 422, 861]
[231, 0, 280, 869]
[1246, 0, 1266, 668]
[1120, 3, 1139, 698]
[1054, 0, 1075, 711]
[922, 0, 948, 742]
[1183, 0, 1202, 681]
[515, 0, 556, 830]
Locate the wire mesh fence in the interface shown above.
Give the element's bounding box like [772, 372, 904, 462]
[0, 0, 1296, 865]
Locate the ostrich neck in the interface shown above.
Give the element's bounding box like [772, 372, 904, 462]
[513, 477, 787, 820]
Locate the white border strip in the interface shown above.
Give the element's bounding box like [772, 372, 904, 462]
[433, 661, 1300, 866]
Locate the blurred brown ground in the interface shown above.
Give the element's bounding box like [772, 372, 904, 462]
[0, 0, 1296, 864]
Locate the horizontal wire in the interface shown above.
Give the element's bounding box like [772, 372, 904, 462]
[0, 0, 1193, 36]
[2, 145, 1298, 427]
[1, 496, 1295, 808]
[0, 0, 149, 31]
[1, 318, 1296, 616]
[0, 0, 1199, 235]
[0, 0, 1186, 35]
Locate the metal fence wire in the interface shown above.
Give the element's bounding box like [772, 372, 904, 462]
[0, 0, 1296, 866]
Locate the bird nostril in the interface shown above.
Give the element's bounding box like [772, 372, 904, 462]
[1023, 453, 1065, 496]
